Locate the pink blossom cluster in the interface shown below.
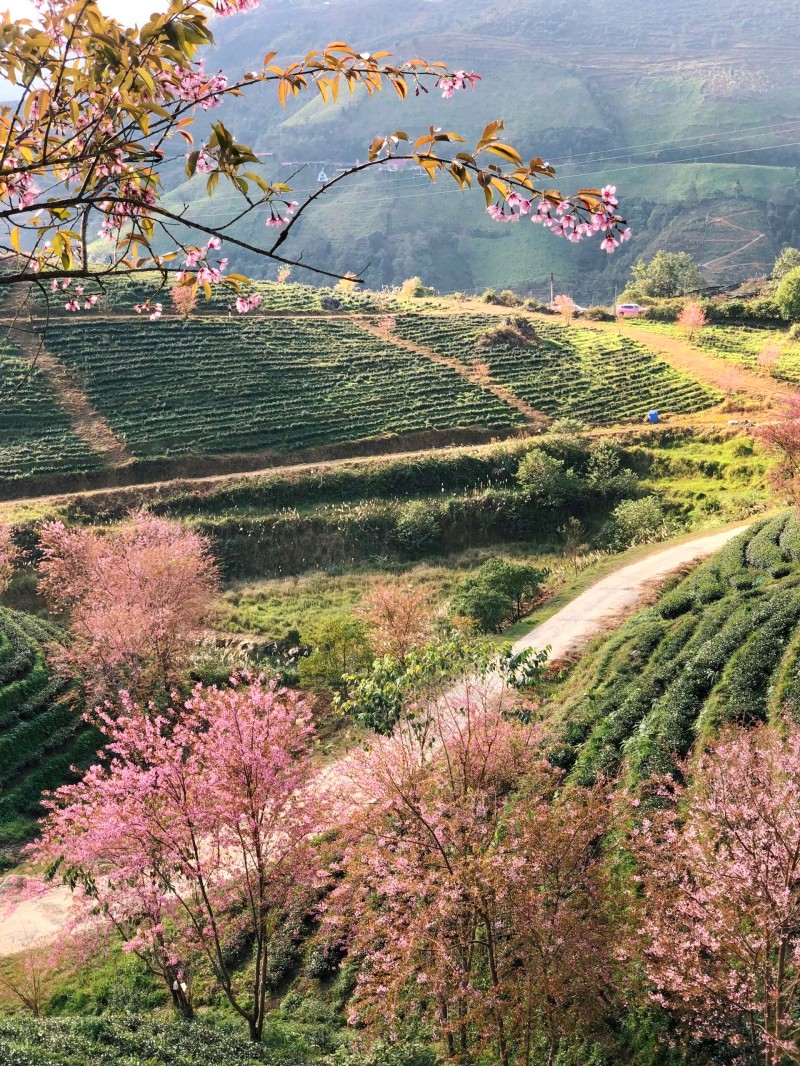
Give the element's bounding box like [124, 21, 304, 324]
[266, 200, 299, 228]
[177, 236, 229, 287]
[213, 0, 261, 14]
[488, 184, 631, 253]
[134, 300, 163, 320]
[3, 158, 38, 210]
[436, 71, 481, 99]
[95, 147, 125, 178]
[171, 61, 228, 111]
[51, 278, 98, 311]
[98, 181, 157, 241]
[232, 292, 263, 314]
[195, 148, 217, 174]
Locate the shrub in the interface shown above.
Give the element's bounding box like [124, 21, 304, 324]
[584, 306, 614, 321]
[516, 449, 577, 507]
[297, 615, 373, 693]
[395, 500, 441, 556]
[477, 318, 538, 348]
[451, 581, 510, 632]
[641, 297, 696, 322]
[586, 444, 638, 500]
[711, 297, 784, 325]
[550, 416, 586, 435]
[611, 496, 670, 547]
[776, 266, 800, 322]
[451, 558, 547, 632]
[399, 276, 434, 298]
[481, 288, 520, 307]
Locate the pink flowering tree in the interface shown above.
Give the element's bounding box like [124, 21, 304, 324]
[632, 725, 800, 1066]
[758, 394, 800, 508]
[553, 293, 577, 323]
[37, 511, 218, 702]
[31, 677, 322, 1040]
[354, 580, 437, 660]
[0, 0, 629, 324]
[323, 689, 617, 1065]
[0, 524, 18, 597]
[676, 300, 709, 341]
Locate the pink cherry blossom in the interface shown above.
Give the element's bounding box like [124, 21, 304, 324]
[30, 675, 321, 1038]
[633, 724, 800, 1063]
[213, 0, 260, 15]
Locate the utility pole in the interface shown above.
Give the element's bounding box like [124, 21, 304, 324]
[550, 272, 554, 305]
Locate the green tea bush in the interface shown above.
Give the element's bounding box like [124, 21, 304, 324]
[0, 1014, 319, 1066]
[552, 518, 800, 784]
[0, 608, 93, 847]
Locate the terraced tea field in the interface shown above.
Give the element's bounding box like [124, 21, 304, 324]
[0, 299, 731, 489]
[0, 609, 96, 849]
[632, 319, 800, 384]
[33, 278, 395, 319]
[549, 513, 800, 785]
[45, 316, 522, 459]
[392, 313, 721, 423]
[0, 344, 101, 482]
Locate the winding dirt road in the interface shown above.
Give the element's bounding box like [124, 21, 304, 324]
[0, 520, 756, 958]
[513, 520, 756, 662]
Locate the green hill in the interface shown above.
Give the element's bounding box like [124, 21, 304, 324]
[0, 289, 721, 490]
[157, 0, 800, 298]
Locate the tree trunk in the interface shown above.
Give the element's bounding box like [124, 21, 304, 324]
[170, 985, 194, 1020]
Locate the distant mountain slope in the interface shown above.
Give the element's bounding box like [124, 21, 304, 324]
[164, 0, 800, 297]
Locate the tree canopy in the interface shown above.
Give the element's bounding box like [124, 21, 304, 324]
[772, 245, 800, 281]
[776, 265, 800, 321]
[0, 0, 629, 317]
[628, 250, 704, 299]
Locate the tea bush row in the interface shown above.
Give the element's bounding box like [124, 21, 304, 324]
[550, 513, 800, 784]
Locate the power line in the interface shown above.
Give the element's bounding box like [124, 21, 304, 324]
[552, 118, 800, 169]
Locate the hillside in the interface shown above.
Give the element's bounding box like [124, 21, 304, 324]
[152, 0, 800, 297]
[0, 286, 722, 492]
[549, 513, 800, 784]
[0, 608, 94, 855]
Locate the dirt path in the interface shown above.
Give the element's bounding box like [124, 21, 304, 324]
[571, 317, 795, 405]
[354, 316, 549, 430]
[6, 297, 133, 468]
[0, 519, 757, 958]
[514, 521, 754, 661]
